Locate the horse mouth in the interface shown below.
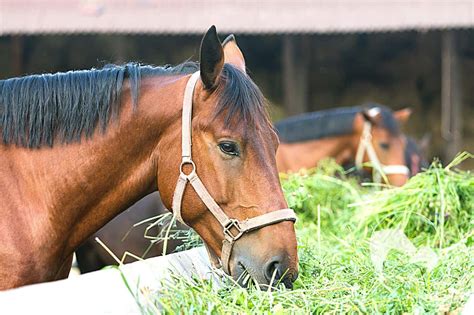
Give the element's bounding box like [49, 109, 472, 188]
[233, 261, 295, 290]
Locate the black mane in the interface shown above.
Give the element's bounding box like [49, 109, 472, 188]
[215, 64, 270, 128]
[0, 62, 267, 148]
[275, 104, 400, 143]
[0, 63, 197, 147]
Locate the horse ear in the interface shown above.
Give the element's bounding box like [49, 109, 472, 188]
[222, 34, 246, 73]
[393, 108, 412, 124]
[200, 25, 224, 90]
[361, 107, 382, 125]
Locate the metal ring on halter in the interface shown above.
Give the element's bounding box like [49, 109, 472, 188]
[179, 160, 196, 177]
[223, 219, 244, 241]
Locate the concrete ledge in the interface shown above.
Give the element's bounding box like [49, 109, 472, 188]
[0, 247, 213, 315]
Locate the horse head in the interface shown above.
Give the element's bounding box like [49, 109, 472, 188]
[353, 106, 412, 186]
[156, 27, 298, 288]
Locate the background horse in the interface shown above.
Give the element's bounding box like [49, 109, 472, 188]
[275, 105, 412, 186]
[0, 26, 298, 290]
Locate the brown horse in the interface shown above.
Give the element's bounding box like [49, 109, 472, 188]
[275, 105, 412, 186]
[0, 26, 298, 290]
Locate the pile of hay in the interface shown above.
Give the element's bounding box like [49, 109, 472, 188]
[136, 153, 474, 314]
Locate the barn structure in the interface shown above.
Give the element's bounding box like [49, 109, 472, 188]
[0, 0, 473, 165]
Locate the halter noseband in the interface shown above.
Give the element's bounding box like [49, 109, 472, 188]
[355, 121, 410, 183]
[172, 72, 297, 274]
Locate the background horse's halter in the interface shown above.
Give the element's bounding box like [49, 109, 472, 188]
[172, 72, 297, 274]
[355, 120, 410, 183]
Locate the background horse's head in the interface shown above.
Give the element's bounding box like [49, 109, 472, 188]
[156, 27, 298, 288]
[353, 106, 412, 186]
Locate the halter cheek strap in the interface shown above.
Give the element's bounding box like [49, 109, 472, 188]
[355, 121, 410, 183]
[171, 71, 297, 274]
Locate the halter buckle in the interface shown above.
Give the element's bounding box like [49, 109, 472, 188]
[223, 219, 243, 241]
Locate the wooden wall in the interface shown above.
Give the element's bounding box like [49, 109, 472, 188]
[0, 31, 472, 168]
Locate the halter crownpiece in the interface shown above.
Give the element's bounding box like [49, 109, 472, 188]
[355, 121, 410, 184]
[172, 71, 297, 274]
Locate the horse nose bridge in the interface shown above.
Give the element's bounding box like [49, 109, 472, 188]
[253, 186, 288, 211]
[256, 221, 298, 264]
[237, 219, 296, 251]
[235, 172, 287, 211]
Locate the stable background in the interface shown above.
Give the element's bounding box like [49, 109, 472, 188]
[1, 0, 472, 168]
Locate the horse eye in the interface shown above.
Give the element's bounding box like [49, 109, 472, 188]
[218, 142, 240, 156]
[380, 142, 390, 150]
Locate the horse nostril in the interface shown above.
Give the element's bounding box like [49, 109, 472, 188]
[264, 258, 281, 282]
[264, 255, 297, 289]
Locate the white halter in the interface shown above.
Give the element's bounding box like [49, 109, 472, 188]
[355, 121, 410, 184]
[171, 72, 297, 274]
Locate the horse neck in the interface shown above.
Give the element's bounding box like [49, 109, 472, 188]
[1, 75, 187, 257]
[276, 134, 357, 173]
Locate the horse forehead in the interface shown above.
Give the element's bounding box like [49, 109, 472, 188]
[380, 111, 401, 135]
[221, 123, 276, 146]
[195, 93, 275, 145]
[246, 124, 279, 153]
[373, 125, 399, 139]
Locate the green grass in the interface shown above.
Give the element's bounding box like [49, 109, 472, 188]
[132, 153, 474, 314]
